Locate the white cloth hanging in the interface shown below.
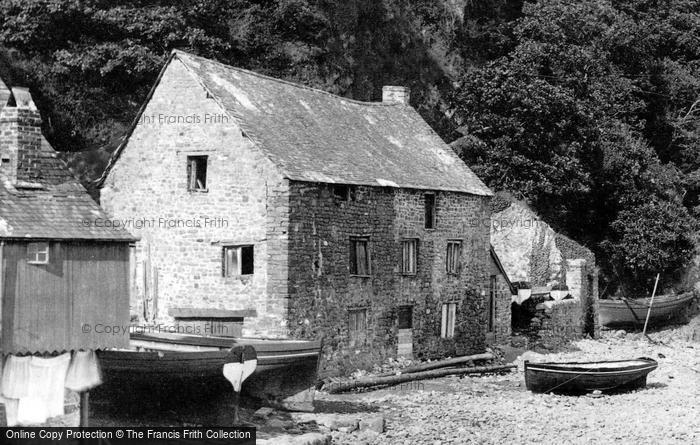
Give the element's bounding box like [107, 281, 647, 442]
[29, 353, 71, 418]
[1, 353, 72, 426]
[1, 396, 19, 427]
[65, 350, 102, 392]
[1, 355, 31, 400]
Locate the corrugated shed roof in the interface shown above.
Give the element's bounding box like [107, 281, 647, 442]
[100, 51, 492, 195]
[0, 138, 136, 241]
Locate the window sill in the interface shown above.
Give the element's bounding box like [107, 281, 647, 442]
[224, 274, 254, 282]
[188, 188, 209, 193]
[350, 274, 372, 278]
[27, 261, 49, 265]
[401, 272, 417, 277]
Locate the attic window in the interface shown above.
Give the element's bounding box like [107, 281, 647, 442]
[187, 156, 208, 191]
[1, 156, 9, 165]
[27, 242, 50, 265]
[333, 185, 349, 201]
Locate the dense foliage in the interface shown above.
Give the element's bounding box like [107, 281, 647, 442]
[0, 0, 698, 293]
[452, 0, 699, 293]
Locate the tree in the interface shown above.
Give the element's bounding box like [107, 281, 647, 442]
[451, 0, 699, 293]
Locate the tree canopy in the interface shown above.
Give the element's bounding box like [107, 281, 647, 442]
[1, 0, 698, 293]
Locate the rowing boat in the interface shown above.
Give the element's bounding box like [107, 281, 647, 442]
[599, 293, 696, 327]
[98, 332, 322, 405]
[524, 358, 658, 394]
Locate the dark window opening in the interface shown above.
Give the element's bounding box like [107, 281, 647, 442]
[223, 245, 254, 276]
[488, 275, 497, 333]
[187, 156, 208, 191]
[446, 240, 462, 274]
[401, 239, 418, 275]
[398, 306, 413, 329]
[333, 185, 349, 201]
[350, 237, 370, 275]
[424, 193, 436, 229]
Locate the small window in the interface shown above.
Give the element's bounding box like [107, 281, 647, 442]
[333, 185, 349, 201]
[424, 193, 436, 229]
[349, 237, 370, 276]
[441, 303, 456, 338]
[446, 240, 462, 274]
[398, 306, 413, 329]
[348, 309, 367, 346]
[401, 239, 418, 275]
[187, 156, 208, 191]
[27, 242, 50, 264]
[223, 245, 254, 276]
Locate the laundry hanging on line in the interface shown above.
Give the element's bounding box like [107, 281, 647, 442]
[0, 350, 103, 426]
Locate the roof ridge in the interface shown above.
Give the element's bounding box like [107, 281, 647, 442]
[171, 49, 400, 108]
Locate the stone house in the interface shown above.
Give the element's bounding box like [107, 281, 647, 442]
[98, 50, 496, 366]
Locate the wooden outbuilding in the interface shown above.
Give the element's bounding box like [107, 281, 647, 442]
[0, 80, 136, 354]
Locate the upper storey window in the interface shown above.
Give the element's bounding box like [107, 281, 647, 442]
[425, 193, 436, 229]
[187, 156, 208, 191]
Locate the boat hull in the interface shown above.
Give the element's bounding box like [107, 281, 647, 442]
[524, 358, 658, 394]
[98, 332, 322, 403]
[599, 293, 696, 327]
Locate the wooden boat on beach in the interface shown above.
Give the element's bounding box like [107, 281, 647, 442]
[97, 332, 322, 403]
[524, 358, 658, 394]
[599, 293, 696, 327]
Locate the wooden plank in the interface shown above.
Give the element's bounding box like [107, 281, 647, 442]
[169, 307, 258, 319]
[327, 364, 516, 394]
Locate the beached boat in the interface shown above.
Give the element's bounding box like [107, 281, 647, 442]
[97, 344, 257, 378]
[98, 332, 322, 404]
[599, 293, 696, 327]
[524, 358, 658, 393]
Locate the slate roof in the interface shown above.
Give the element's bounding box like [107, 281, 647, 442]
[0, 88, 137, 241]
[100, 50, 492, 196]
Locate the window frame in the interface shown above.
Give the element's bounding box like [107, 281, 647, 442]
[348, 308, 368, 346]
[441, 303, 456, 339]
[424, 193, 436, 229]
[349, 237, 371, 276]
[222, 245, 254, 277]
[446, 240, 462, 275]
[187, 155, 209, 192]
[401, 238, 418, 275]
[398, 305, 413, 330]
[27, 242, 50, 265]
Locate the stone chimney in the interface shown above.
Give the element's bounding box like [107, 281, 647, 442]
[382, 86, 411, 105]
[0, 87, 43, 185]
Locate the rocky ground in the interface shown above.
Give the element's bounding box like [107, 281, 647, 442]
[285, 322, 699, 445]
[92, 319, 699, 444]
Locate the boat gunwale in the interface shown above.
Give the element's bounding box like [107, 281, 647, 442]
[599, 293, 696, 307]
[524, 358, 658, 374]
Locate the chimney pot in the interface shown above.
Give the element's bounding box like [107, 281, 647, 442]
[382, 86, 410, 105]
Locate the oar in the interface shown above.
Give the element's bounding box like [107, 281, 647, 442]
[642, 274, 660, 339]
